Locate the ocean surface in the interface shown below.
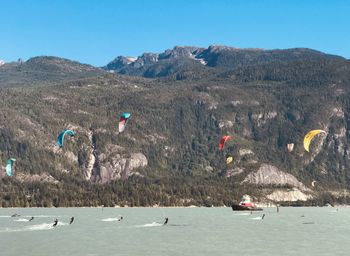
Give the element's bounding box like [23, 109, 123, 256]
[0, 207, 349, 256]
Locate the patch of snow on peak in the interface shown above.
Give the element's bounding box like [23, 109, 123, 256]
[197, 58, 207, 65]
[187, 53, 207, 65]
[126, 57, 137, 64]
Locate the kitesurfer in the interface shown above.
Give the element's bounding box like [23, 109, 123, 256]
[29, 217, 34, 221]
[163, 217, 169, 225]
[70, 217, 74, 224]
[53, 219, 58, 227]
[261, 214, 265, 220]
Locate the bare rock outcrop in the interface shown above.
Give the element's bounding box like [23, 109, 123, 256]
[242, 164, 309, 191]
[219, 119, 234, 129]
[266, 189, 313, 202]
[239, 149, 254, 156]
[251, 111, 277, 127]
[99, 152, 148, 183]
[226, 167, 244, 177]
[83, 140, 148, 183]
[16, 173, 59, 184]
[83, 131, 95, 180]
[65, 151, 78, 164]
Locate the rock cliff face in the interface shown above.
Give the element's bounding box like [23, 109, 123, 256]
[83, 131, 96, 180]
[82, 131, 148, 183]
[243, 164, 309, 191]
[98, 150, 148, 183]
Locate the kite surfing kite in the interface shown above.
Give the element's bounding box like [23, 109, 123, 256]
[5, 158, 16, 177]
[219, 135, 232, 151]
[57, 129, 76, 148]
[226, 155, 233, 165]
[303, 130, 326, 152]
[287, 143, 294, 152]
[119, 112, 131, 133]
[219, 136, 234, 166]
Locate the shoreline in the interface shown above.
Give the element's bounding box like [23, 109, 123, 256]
[1, 205, 349, 209]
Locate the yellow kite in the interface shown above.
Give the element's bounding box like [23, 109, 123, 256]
[303, 130, 326, 152]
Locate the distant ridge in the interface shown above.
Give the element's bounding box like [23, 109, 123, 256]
[104, 45, 346, 78]
[0, 56, 106, 87]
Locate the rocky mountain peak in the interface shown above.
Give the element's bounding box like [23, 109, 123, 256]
[132, 52, 159, 68]
[159, 46, 204, 59]
[104, 45, 346, 78]
[105, 56, 137, 70]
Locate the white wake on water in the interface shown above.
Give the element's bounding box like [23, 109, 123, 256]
[26, 223, 55, 231]
[101, 218, 120, 222]
[13, 218, 29, 222]
[0, 221, 68, 233]
[136, 222, 163, 228]
[234, 213, 250, 216]
[34, 215, 63, 217]
[57, 221, 69, 226]
[0, 223, 53, 232]
[250, 216, 264, 220]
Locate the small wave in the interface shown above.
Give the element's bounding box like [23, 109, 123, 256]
[0, 215, 11, 218]
[302, 222, 315, 225]
[168, 224, 188, 227]
[235, 213, 250, 216]
[13, 218, 29, 222]
[0, 228, 23, 233]
[101, 218, 120, 222]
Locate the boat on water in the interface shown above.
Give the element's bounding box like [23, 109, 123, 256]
[231, 195, 263, 211]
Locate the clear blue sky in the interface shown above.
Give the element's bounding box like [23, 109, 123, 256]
[1, 0, 349, 66]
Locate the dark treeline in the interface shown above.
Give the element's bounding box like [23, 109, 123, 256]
[3, 174, 348, 207]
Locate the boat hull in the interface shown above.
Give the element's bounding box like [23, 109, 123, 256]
[231, 204, 263, 211]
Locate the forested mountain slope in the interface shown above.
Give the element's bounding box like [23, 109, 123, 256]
[1, 46, 350, 207]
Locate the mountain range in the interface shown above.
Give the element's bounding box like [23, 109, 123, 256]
[1, 45, 350, 207]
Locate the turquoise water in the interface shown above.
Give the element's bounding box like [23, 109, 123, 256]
[0, 207, 349, 256]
